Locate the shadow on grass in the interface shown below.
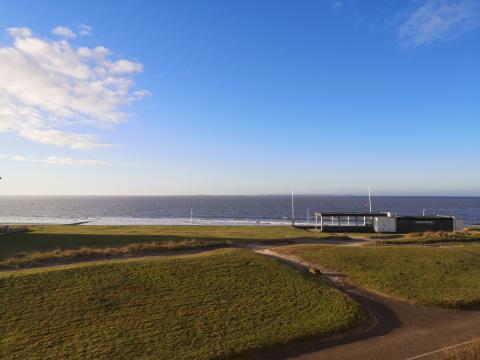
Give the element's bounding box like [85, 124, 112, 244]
[0, 232, 352, 259]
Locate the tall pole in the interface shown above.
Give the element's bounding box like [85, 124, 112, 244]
[368, 187, 372, 213]
[190, 208, 193, 224]
[291, 188, 295, 226]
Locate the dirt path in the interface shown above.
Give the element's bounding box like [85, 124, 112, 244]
[253, 248, 480, 360]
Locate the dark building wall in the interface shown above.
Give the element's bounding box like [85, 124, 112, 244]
[396, 217, 453, 233]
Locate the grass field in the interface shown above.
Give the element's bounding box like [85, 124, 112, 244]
[0, 249, 365, 360]
[276, 245, 480, 308]
[0, 225, 347, 269]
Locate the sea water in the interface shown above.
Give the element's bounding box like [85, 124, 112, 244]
[0, 195, 479, 226]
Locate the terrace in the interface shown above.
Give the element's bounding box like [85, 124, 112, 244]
[314, 212, 390, 232]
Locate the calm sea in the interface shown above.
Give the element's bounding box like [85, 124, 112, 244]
[0, 195, 479, 226]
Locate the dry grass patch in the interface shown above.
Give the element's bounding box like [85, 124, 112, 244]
[377, 231, 480, 244]
[435, 341, 480, 360]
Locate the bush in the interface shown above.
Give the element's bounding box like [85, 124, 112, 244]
[0, 225, 29, 235]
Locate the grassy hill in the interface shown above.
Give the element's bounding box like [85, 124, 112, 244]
[276, 244, 480, 308]
[0, 249, 365, 360]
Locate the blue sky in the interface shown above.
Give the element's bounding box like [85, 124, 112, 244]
[0, 0, 479, 195]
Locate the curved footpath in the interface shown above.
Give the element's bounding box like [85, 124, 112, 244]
[253, 248, 480, 360]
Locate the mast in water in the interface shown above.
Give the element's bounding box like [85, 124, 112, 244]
[291, 188, 295, 226]
[368, 187, 372, 213]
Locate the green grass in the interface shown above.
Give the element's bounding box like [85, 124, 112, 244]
[0, 249, 365, 360]
[0, 225, 341, 262]
[277, 245, 480, 308]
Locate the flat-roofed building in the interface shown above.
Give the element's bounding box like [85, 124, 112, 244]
[314, 212, 463, 233]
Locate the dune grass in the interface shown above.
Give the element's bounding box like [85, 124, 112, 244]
[0, 225, 349, 269]
[0, 239, 226, 270]
[375, 231, 480, 245]
[0, 225, 339, 260]
[0, 249, 365, 360]
[276, 245, 480, 308]
[435, 341, 480, 360]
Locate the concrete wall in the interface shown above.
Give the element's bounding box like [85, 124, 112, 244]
[374, 217, 397, 233]
[454, 219, 464, 232]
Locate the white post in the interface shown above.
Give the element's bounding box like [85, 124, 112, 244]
[307, 208, 310, 224]
[315, 213, 318, 229]
[190, 208, 193, 224]
[368, 187, 372, 213]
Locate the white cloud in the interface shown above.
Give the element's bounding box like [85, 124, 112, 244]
[0, 26, 147, 149]
[7, 27, 32, 38]
[19, 129, 115, 149]
[79, 24, 92, 37]
[107, 59, 143, 74]
[0, 153, 107, 165]
[52, 26, 76, 39]
[38, 156, 108, 166]
[399, 0, 480, 47]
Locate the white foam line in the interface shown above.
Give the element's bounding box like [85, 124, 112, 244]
[0, 216, 293, 226]
[404, 338, 480, 360]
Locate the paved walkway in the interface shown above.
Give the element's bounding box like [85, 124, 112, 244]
[253, 249, 480, 360]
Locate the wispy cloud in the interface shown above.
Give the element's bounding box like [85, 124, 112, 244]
[399, 0, 480, 47]
[79, 24, 92, 37]
[0, 153, 108, 166]
[37, 156, 108, 166]
[331, 1, 343, 13]
[0, 26, 148, 149]
[52, 26, 76, 39]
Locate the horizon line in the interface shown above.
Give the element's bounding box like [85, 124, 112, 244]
[0, 193, 479, 197]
